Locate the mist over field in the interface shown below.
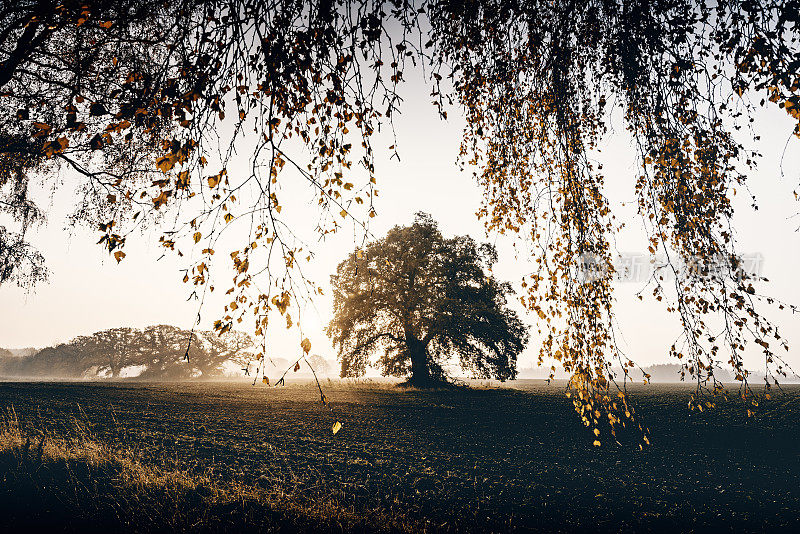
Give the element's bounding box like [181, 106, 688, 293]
[6, 325, 797, 384]
[0, 326, 336, 381]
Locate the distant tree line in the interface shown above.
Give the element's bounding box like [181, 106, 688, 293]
[0, 325, 254, 379]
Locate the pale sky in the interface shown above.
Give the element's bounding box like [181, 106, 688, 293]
[2, 67, 799, 375]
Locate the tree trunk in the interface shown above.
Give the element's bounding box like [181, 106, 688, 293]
[408, 340, 430, 386]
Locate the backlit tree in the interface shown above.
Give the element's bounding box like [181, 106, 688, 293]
[328, 213, 528, 386]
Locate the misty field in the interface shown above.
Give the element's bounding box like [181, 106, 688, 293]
[1, 380, 799, 532]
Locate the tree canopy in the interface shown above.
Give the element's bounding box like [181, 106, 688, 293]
[0, 325, 254, 379]
[328, 213, 528, 386]
[2, 0, 800, 440]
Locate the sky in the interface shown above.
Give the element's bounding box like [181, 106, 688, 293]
[1, 65, 799, 375]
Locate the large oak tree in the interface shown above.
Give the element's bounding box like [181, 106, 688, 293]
[328, 213, 528, 386]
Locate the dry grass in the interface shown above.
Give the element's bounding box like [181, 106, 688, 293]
[0, 407, 418, 533]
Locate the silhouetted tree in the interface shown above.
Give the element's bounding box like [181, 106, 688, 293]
[307, 354, 331, 376]
[328, 213, 528, 387]
[193, 330, 254, 377]
[90, 327, 138, 377]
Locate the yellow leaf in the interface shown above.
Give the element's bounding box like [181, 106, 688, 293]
[176, 170, 190, 190]
[193, 232, 202, 243]
[43, 137, 69, 157]
[340, 209, 347, 218]
[301, 338, 311, 354]
[262, 376, 269, 385]
[332, 421, 342, 435]
[152, 190, 170, 209]
[156, 154, 176, 173]
[113, 251, 126, 263]
[271, 292, 290, 314]
[593, 440, 601, 447]
[224, 213, 234, 223]
[207, 174, 221, 189]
